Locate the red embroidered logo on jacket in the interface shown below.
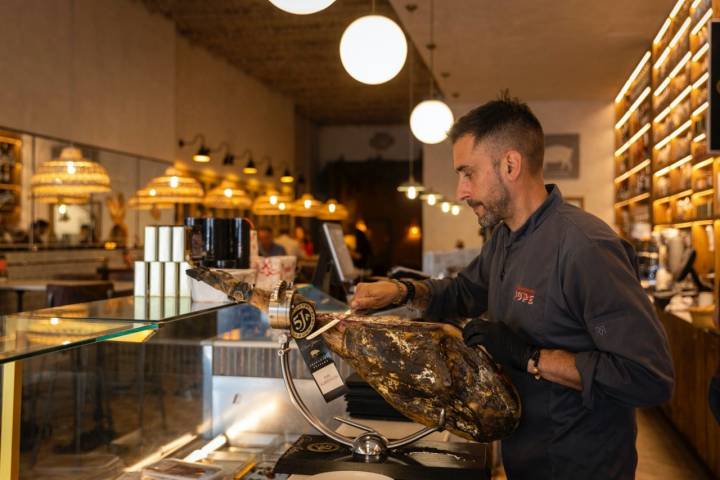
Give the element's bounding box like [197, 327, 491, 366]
[514, 286, 535, 305]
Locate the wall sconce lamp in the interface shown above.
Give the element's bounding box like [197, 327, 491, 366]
[280, 166, 294, 184]
[261, 156, 274, 177]
[178, 134, 211, 163]
[213, 142, 235, 166]
[239, 149, 257, 175]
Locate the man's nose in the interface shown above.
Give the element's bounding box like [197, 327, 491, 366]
[456, 179, 470, 202]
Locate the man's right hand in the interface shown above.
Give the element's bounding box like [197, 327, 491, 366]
[351, 281, 403, 311]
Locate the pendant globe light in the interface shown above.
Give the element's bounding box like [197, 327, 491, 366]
[340, 1, 407, 85]
[203, 181, 252, 210]
[31, 146, 111, 196]
[268, 0, 336, 15]
[410, 0, 454, 144]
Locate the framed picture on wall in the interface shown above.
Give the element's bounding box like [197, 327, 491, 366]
[565, 196, 584, 210]
[544, 134, 579, 179]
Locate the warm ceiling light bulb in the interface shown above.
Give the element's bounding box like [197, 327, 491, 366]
[50, 317, 60, 325]
[329, 202, 337, 213]
[407, 186, 418, 199]
[169, 176, 179, 188]
[278, 201, 286, 211]
[268, 0, 335, 14]
[304, 199, 312, 209]
[451, 204, 460, 215]
[67, 162, 76, 175]
[411, 99, 455, 144]
[223, 188, 233, 198]
[441, 201, 451, 213]
[269, 194, 278, 205]
[427, 194, 437, 206]
[58, 203, 67, 215]
[148, 188, 157, 197]
[340, 15, 407, 85]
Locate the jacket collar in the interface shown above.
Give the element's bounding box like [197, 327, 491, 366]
[504, 184, 562, 242]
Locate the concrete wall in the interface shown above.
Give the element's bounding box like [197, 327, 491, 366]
[0, 0, 296, 175]
[0, 0, 176, 160]
[174, 37, 295, 177]
[0, 0, 298, 244]
[423, 100, 613, 252]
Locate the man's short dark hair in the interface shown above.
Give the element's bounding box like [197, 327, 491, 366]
[258, 226, 272, 234]
[449, 92, 545, 174]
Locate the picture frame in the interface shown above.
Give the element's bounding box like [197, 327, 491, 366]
[544, 134, 580, 179]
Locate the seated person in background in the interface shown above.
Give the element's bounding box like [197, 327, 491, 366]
[79, 224, 95, 244]
[275, 227, 303, 258]
[15, 219, 52, 244]
[257, 226, 286, 257]
[295, 225, 314, 256]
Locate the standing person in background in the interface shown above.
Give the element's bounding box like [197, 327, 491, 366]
[295, 225, 314, 256]
[275, 228, 303, 258]
[257, 226, 286, 257]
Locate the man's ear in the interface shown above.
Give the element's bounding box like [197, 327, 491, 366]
[502, 150, 523, 182]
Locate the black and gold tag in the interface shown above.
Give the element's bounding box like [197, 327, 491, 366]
[290, 301, 316, 339]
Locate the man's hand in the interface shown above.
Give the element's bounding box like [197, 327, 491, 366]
[463, 319, 535, 371]
[351, 281, 403, 311]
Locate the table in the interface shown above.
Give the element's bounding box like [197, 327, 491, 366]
[0, 279, 134, 312]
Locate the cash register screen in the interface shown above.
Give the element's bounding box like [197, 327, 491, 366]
[322, 222, 357, 283]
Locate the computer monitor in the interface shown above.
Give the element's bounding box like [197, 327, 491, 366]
[311, 222, 357, 301]
[322, 222, 357, 283]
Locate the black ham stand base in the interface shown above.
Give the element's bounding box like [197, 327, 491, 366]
[273, 434, 490, 480]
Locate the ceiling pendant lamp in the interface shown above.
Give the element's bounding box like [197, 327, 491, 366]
[178, 134, 211, 163]
[34, 193, 90, 205]
[410, 0, 454, 144]
[440, 200, 451, 214]
[268, 0, 335, 15]
[31, 146, 111, 196]
[420, 189, 441, 206]
[340, 8, 407, 85]
[318, 198, 349, 221]
[144, 167, 204, 204]
[397, 47, 426, 199]
[128, 188, 173, 210]
[203, 181, 252, 210]
[291, 193, 322, 217]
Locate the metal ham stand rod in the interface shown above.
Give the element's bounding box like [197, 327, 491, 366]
[268, 281, 446, 463]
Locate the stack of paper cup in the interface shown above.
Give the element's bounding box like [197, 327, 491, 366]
[135, 225, 191, 298]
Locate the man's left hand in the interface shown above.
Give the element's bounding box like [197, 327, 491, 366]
[463, 320, 536, 371]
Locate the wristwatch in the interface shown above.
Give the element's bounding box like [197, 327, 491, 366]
[529, 348, 541, 380]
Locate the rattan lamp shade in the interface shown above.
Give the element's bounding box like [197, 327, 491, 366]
[128, 188, 173, 210]
[33, 193, 90, 205]
[31, 147, 111, 195]
[144, 168, 204, 204]
[251, 186, 293, 216]
[290, 193, 322, 218]
[317, 199, 349, 221]
[204, 181, 252, 210]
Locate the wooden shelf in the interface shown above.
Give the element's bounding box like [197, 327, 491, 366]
[614, 192, 651, 208]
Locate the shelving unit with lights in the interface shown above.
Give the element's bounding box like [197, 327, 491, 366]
[613, 50, 653, 238]
[613, 0, 718, 289]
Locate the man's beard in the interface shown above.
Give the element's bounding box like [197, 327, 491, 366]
[467, 176, 510, 228]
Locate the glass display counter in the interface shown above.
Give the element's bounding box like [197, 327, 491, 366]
[1, 286, 488, 479]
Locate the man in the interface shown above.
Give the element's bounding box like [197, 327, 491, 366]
[257, 226, 286, 257]
[351, 94, 674, 480]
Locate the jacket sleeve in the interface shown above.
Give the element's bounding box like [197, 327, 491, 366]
[564, 239, 674, 409]
[421, 235, 494, 322]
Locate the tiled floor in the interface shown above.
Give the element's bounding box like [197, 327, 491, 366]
[493, 408, 714, 480]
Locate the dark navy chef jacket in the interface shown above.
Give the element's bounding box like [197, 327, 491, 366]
[423, 185, 674, 480]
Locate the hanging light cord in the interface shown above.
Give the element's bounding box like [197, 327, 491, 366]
[408, 46, 414, 181]
[428, 0, 436, 98]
